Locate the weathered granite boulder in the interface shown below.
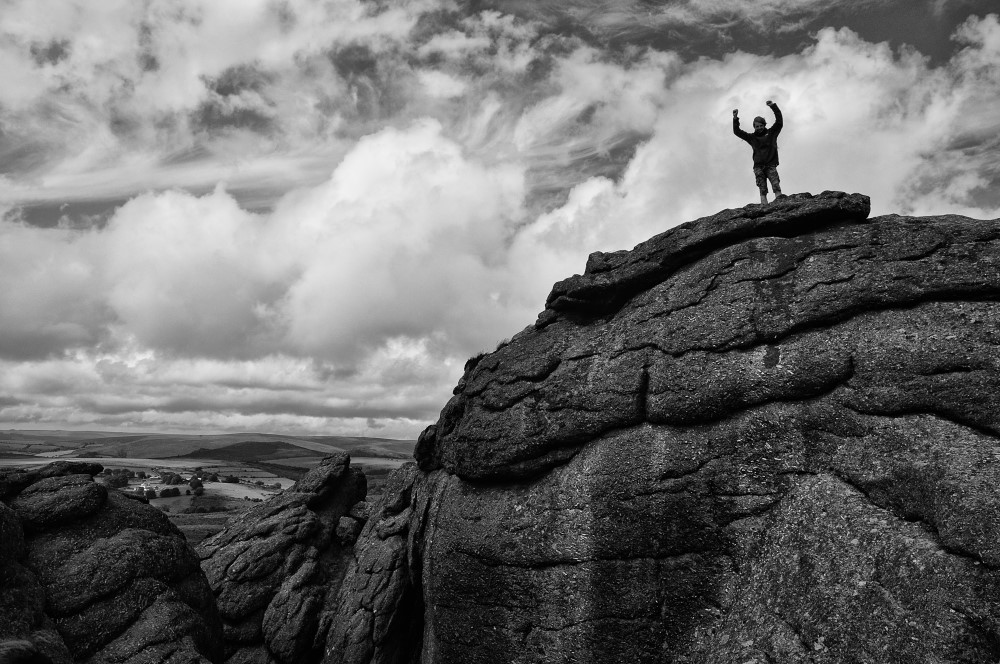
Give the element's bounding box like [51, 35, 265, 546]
[337, 192, 1000, 663]
[1, 501, 74, 664]
[198, 453, 368, 664]
[0, 462, 222, 664]
[325, 464, 426, 664]
[0, 462, 103, 501]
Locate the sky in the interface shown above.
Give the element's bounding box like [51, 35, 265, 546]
[1, 0, 999, 439]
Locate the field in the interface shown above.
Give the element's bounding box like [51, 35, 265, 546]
[0, 429, 416, 544]
[0, 430, 414, 460]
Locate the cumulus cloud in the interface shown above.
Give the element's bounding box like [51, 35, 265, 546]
[271, 119, 528, 360]
[0, 3, 998, 437]
[98, 187, 279, 357]
[507, 16, 1000, 263]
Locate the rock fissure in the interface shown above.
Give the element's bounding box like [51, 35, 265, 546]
[543, 192, 872, 321]
[825, 470, 997, 570]
[648, 363, 856, 428]
[616, 292, 1000, 369]
[454, 547, 713, 571]
[838, 401, 1000, 441]
[737, 290, 1000, 350]
[804, 274, 857, 292]
[716, 499, 786, 528]
[465, 356, 563, 398]
[914, 365, 982, 376]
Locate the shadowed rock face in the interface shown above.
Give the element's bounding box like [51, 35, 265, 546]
[198, 453, 368, 664]
[0, 462, 223, 664]
[337, 192, 1000, 663]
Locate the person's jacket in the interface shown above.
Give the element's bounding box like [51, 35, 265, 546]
[733, 103, 783, 167]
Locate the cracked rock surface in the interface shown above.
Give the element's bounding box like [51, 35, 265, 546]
[0, 462, 222, 664]
[198, 453, 368, 664]
[345, 191, 1000, 663]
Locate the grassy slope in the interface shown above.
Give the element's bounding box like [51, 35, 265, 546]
[0, 430, 416, 461]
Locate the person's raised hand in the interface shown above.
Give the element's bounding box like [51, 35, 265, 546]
[765, 100, 774, 106]
[732, 109, 738, 117]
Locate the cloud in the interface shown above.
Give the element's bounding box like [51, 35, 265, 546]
[0, 5, 999, 437]
[272, 118, 528, 361]
[0, 343, 450, 437]
[0, 0, 437, 209]
[98, 187, 281, 358]
[465, 0, 878, 46]
[0, 221, 105, 359]
[507, 16, 1000, 263]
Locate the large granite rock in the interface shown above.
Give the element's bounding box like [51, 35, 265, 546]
[325, 464, 427, 664]
[338, 192, 1000, 663]
[198, 453, 368, 664]
[0, 462, 223, 664]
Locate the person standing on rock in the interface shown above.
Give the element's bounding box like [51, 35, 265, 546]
[733, 100, 784, 205]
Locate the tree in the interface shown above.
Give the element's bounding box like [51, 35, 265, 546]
[161, 472, 182, 485]
[137, 471, 147, 479]
[104, 475, 129, 489]
[144, 488, 157, 499]
[223, 475, 240, 484]
[189, 477, 203, 490]
[192, 486, 205, 497]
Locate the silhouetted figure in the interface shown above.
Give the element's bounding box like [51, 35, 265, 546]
[733, 100, 784, 204]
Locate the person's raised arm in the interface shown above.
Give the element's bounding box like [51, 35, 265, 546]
[733, 109, 750, 141]
[766, 100, 783, 134]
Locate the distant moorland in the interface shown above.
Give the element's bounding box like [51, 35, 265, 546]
[0, 429, 416, 543]
[0, 429, 415, 461]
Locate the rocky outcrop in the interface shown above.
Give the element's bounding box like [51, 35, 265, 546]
[326, 464, 427, 664]
[6, 192, 999, 663]
[343, 191, 1000, 663]
[0, 461, 222, 663]
[198, 453, 368, 664]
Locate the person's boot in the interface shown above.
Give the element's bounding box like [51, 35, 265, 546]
[774, 188, 785, 199]
[760, 193, 768, 204]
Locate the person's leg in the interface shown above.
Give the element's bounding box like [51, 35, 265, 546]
[767, 166, 782, 196]
[754, 166, 768, 204]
